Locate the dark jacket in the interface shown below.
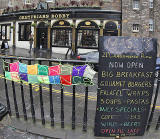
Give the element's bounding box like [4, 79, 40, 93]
[1, 41, 5, 49]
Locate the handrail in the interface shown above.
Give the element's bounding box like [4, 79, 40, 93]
[0, 56, 98, 64]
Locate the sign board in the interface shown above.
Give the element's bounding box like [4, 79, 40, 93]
[95, 36, 157, 137]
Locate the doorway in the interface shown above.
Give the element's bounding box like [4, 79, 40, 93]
[37, 22, 48, 49]
[103, 21, 118, 36]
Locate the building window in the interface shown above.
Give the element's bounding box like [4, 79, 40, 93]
[133, 0, 140, 10]
[149, 19, 154, 31]
[149, 0, 153, 8]
[52, 29, 72, 46]
[25, 0, 32, 4]
[52, 20, 72, 47]
[77, 21, 99, 48]
[19, 23, 31, 41]
[46, 0, 53, 2]
[132, 24, 139, 32]
[0, 24, 11, 40]
[37, 2, 48, 10]
[77, 30, 98, 47]
[104, 21, 118, 36]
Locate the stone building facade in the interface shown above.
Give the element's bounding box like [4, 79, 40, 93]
[122, 0, 160, 55]
[0, 0, 159, 55]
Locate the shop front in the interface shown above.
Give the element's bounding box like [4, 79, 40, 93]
[0, 8, 121, 54]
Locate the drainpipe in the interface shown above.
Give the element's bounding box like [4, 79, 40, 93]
[47, 20, 51, 51]
[33, 20, 37, 50]
[71, 19, 76, 56]
[13, 21, 16, 48]
[100, 20, 104, 36]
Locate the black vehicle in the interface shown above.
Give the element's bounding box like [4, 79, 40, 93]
[77, 51, 99, 71]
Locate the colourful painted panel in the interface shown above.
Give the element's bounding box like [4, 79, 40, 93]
[28, 75, 39, 84]
[48, 65, 60, 76]
[38, 65, 48, 76]
[61, 65, 73, 75]
[83, 65, 96, 79]
[72, 76, 83, 85]
[5, 71, 12, 80]
[38, 75, 50, 84]
[27, 64, 38, 75]
[19, 63, 27, 73]
[19, 73, 28, 82]
[11, 72, 20, 81]
[49, 75, 60, 84]
[3, 61, 96, 86]
[10, 62, 19, 72]
[72, 65, 87, 77]
[60, 75, 72, 85]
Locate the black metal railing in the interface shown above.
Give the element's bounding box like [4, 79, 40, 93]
[147, 73, 160, 131]
[0, 56, 160, 134]
[0, 56, 97, 131]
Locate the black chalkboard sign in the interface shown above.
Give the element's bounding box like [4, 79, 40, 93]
[94, 36, 157, 137]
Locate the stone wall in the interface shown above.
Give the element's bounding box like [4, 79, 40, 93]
[0, 0, 9, 9]
[1, 0, 121, 12]
[153, 0, 160, 56]
[122, 0, 150, 37]
[102, 0, 121, 11]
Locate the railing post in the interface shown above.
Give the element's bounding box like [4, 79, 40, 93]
[38, 60, 45, 125]
[83, 86, 88, 132]
[19, 59, 27, 121]
[10, 59, 19, 118]
[2, 59, 11, 116]
[72, 85, 76, 129]
[146, 77, 160, 131]
[61, 85, 64, 128]
[39, 84, 45, 125]
[28, 60, 36, 123]
[49, 61, 54, 127]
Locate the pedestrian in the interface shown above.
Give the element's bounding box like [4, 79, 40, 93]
[1, 40, 5, 50]
[29, 33, 34, 52]
[4, 41, 9, 49]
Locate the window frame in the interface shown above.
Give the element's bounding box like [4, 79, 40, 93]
[0, 24, 11, 41]
[76, 20, 99, 49]
[51, 28, 72, 47]
[18, 22, 31, 41]
[51, 20, 72, 48]
[132, 24, 139, 32]
[46, 0, 53, 2]
[25, 0, 32, 4]
[133, 0, 140, 10]
[149, 19, 154, 31]
[77, 28, 99, 49]
[149, 0, 153, 8]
